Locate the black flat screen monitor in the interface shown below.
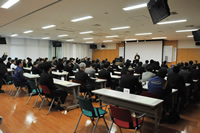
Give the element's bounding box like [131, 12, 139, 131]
[0, 37, 6, 44]
[53, 41, 62, 47]
[192, 30, 200, 42]
[90, 44, 97, 49]
[147, 0, 170, 24]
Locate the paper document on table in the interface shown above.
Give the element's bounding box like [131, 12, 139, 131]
[58, 81, 72, 85]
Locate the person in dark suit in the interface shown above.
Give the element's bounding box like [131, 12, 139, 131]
[56, 58, 64, 72]
[64, 60, 73, 76]
[75, 63, 95, 93]
[0, 52, 8, 93]
[13, 59, 32, 93]
[179, 67, 192, 83]
[168, 66, 185, 97]
[99, 62, 112, 88]
[120, 67, 142, 94]
[135, 62, 145, 74]
[161, 61, 168, 69]
[31, 61, 42, 75]
[39, 62, 68, 110]
[134, 53, 140, 64]
[27, 58, 33, 68]
[6, 57, 11, 68]
[38, 59, 44, 72]
[121, 61, 131, 76]
[111, 60, 119, 71]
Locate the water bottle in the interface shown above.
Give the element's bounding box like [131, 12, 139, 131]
[61, 77, 65, 81]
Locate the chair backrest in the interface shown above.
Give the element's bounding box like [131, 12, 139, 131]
[109, 105, 133, 122]
[142, 91, 160, 99]
[39, 85, 51, 94]
[77, 97, 95, 116]
[28, 80, 37, 90]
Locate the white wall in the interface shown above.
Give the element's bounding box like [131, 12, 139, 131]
[178, 39, 200, 48]
[0, 37, 49, 61]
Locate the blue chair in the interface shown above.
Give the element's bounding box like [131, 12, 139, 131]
[74, 97, 109, 133]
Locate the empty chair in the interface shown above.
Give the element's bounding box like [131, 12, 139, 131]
[74, 97, 108, 133]
[109, 105, 146, 133]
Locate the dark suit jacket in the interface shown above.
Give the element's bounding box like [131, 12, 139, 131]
[56, 61, 64, 72]
[39, 72, 57, 93]
[32, 66, 42, 75]
[0, 54, 7, 74]
[27, 62, 33, 67]
[120, 74, 142, 94]
[121, 67, 128, 76]
[64, 65, 73, 76]
[99, 69, 112, 87]
[6, 62, 11, 68]
[135, 66, 145, 74]
[179, 70, 192, 83]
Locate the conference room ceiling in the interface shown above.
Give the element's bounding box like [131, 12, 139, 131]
[0, 0, 199, 44]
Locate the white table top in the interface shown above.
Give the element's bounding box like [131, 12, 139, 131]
[185, 83, 191, 87]
[52, 71, 68, 76]
[134, 73, 141, 76]
[193, 79, 198, 82]
[23, 67, 32, 71]
[53, 78, 80, 87]
[23, 73, 40, 79]
[69, 76, 75, 79]
[68, 76, 107, 83]
[7, 68, 14, 72]
[111, 75, 121, 79]
[92, 89, 163, 107]
[114, 71, 121, 75]
[95, 73, 99, 76]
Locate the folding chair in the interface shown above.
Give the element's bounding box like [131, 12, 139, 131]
[109, 105, 146, 133]
[74, 97, 108, 133]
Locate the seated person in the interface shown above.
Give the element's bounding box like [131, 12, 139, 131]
[64, 60, 73, 76]
[179, 66, 192, 83]
[13, 59, 32, 93]
[111, 60, 119, 71]
[85, 64, 96, 78]
[141, 65, 156, 82]
[142, 60, 149, 69]
[31, 61, 42, 75]
[39, 62, 68, 110]
[121, 61, 131, 76]
[56, 58, 64, 72]
[27, 58, 33, 68]
[161, 61, 168, 69]
[168, 66, 185, 97]
[6, 57, 12, 68]
[23, 59, 27, 67]
[120, 67, 142, 94]
[148, 68, 171, 98]
[10, 60, 17, 70]
[75, 63, 95, 94]
[135, 62, 145, 74]
[99, 62, 112, 88]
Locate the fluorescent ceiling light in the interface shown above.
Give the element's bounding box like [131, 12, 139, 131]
[42, 37, 50, 39]
[152, 37, 167, 39]
[23, 30, 33, 34]
[1, 0, 19, 9]
[176, 29, 198, 32]
[105, 35, 119, 38]
[10, 34, 18, 37]
[71, 16, 93, 22]
[86, 41, 94, 43]
[157, 19, 187, 25]
[83, 38, 93, 40]
[135, 33, 152, 36]
[79, 31, 93, 34]
[103, 40, 113, 42]
[58, 34, 68, 37]
[187, 35, 193, 37]
[66, 39, 74, 42]
[111, 26, 130, 30]
[42, 25, 56, 29]
[123, 3, 147, 11]
[124, 39, 137, 41]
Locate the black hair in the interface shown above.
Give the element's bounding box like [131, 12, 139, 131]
[173, 66, 180, 73]
[145, 60, 149, 64]
[8, 57, 11, 61]
[104, 63, 110, 68]
[157, 68, 167, 78]
[16, 59, 22, 66]
[43, 62, 52, 72]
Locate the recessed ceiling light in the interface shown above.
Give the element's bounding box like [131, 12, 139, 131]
[176, 29, 198, 32]
[135, 33, 152, 35]
[111, 26, 130, 30]
[86, 41, 94, 43]
[42, 25, 56, 29]
[123, 3, 147, 11]
[1, 0, 19, 9]
[103, 40, 113, 42]
[66, 39, 74, 42]
[105, 35, 119, 38]
[71, 16, 93, 22]
[23, 30, 33, 34]
[157, 19, 187, 25]
[124, 39, 137, 41]
[152, 37, 167, 39]
[79, 31, 93, 34]
[187, 35, 193, 37]
[42, 37, 50, 39]
[58, 34, 68, 37]
[83, 38, 93, 40]
[10, 34, 18, 37]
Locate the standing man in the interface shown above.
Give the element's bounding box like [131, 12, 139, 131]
[134, 53, 140, 64]
[0, 52, 8, 93]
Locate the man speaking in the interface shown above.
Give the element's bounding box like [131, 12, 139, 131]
[134, 53, 140, 64]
